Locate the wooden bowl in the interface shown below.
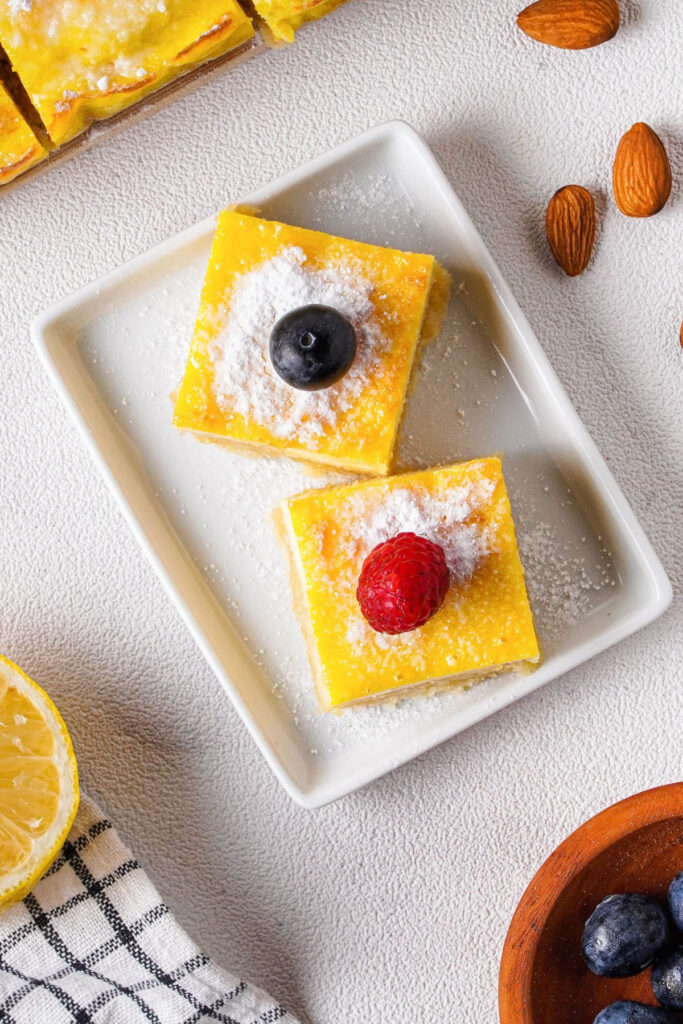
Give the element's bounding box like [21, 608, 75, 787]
[499, 783, 683, 1024]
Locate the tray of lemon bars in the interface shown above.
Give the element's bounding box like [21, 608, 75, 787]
[33, 121, 671, 807]
[0, 0, 351, 191]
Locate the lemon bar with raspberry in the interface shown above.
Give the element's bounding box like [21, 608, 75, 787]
[0, 0, 254, 146]
[174, 210, 450, 475]
[253, 0, 353, 44]
[277, 457, 539, 710]
[0, 79, 47, 185]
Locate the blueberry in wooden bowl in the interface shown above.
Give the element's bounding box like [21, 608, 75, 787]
[594, 1001, 678, 1024]
[499, 783, 683, 1024]
[582, 894, 671, 978]
[667, 872, 683, 932]
[651, 947, 683, 1010]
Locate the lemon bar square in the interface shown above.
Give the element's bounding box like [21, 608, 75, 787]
[278, 457, 540, 710]
[253, 0, 353, 44]
[0, 79, 47, 185]
[0, 1, 254, 146]
[174, 210, 451, 476]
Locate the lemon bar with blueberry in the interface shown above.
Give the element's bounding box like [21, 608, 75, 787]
[174, 209, 451, 476]
[0, 0, 254, 146]
[0, 78, 47, 184]
[277, 457, 539, 710]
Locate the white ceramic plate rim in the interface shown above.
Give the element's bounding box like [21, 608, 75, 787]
[32, 121, 672, 807]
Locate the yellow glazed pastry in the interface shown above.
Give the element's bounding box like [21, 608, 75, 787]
[0, 79, 47, 184]
[252, 0, 352, 43]
[0, 0, 254, 145]
[174, 210, 450, 475]
[278, 457, 540, 710]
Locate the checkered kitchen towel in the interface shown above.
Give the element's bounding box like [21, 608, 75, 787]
[0, 798, 300, 1024]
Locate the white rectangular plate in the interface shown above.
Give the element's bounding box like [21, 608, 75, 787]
[34, 121, 672, 808]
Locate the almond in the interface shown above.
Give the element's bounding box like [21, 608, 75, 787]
[612, 123, 672, 218]
[545, 185, 596, 276]
[517, 0, 619, 49]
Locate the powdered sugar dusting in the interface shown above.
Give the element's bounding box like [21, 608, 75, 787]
[208, 246, 388, 446]
[326, 472, 498, 650]
[55, 89, 78, 113]
[518, 520, 613, 641]
[9, 0, 32, 14]
[347, 477, 497, 579]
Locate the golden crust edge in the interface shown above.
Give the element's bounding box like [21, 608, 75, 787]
[173, 425, 388, 476]
[330, 657, 540, 710]
[0, 138, 46, 182]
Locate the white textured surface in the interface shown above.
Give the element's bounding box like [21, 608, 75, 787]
[0, 2, 681, 1021]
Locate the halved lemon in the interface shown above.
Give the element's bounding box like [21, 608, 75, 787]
[0, 655, 79, 909]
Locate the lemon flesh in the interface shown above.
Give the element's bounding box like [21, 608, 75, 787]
[0, 656, 79, 909]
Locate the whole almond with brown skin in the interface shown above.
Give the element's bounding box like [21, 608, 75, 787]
[546, 185, 596, 276]
[613, 123, 672, 217]
[517, 0, 619, 49]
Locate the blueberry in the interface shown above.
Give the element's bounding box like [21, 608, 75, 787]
[593, 1000, 679, 1024]
[582, 894, 671, 977]
[652, 946, 683, 1009]
[269, 304, 357, 391]
[668, 872, 683, 933]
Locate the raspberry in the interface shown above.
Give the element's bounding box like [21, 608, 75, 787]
[356, 532, 450, 635]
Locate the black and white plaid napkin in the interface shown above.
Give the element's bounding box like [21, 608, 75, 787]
[0, 798, 300, 1024]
